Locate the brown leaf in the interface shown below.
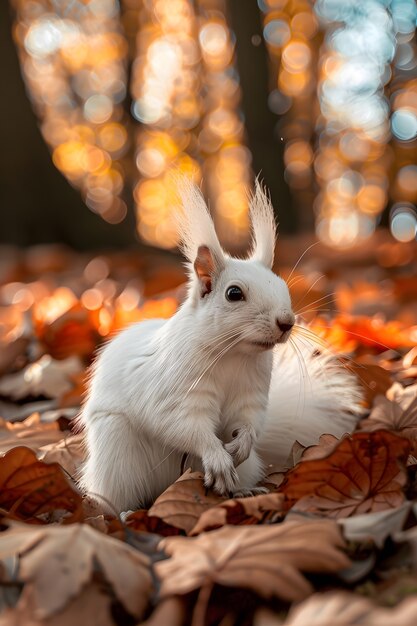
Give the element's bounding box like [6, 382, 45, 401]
[301, 434, 343, 461]
[156, 520, 351, 603]
[281, 431, 410, 518]
[190, 492, 285, 535]
[0, 522, 152, 620]
[141, 597, 187, 626]
[0, 446, 83, 523]
[0, 584, 113, 626]
[39, 433, 85, 477]
[281, 591, 417, 626]
[360, 396, 417, 453]
[126, 509, 181, 536]
[147, 469, 225, 533]
[284, 441, 307, 467]
[0, 413, 66, 456]
[339, 501, 411, 548]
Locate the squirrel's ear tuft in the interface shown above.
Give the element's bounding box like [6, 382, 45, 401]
[175, 176, 225, 270]
[249, 179, 277, 269]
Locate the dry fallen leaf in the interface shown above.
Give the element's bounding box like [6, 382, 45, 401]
[0, 355, 83, 401]
[339, 501, 411, 548]
[281, 591, 417, 626]
[147, 469, 225, 534]
[281, 431, 410, 518]
[0, 446, 83, 523]
[126, 509, 181, 536]
[0, 413, 66, 455]
[0, 584, 113, 626]
[0, 522, 152, 620]
[39, 433, 85, 477]
[189, 492, 285, 535]
[300, 434, 343, 461]
[156, 520, 351, 603]
[360, 396, 417, 454]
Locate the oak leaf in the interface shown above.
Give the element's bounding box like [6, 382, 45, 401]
[0, 413, 66, 456]
[300, 434, 343, 461]
[281, 431, 409, 518]
[0, 522, 152, 620]
[156, 520, 350, 602]
[147, 469, 225, 533]
[0, 446, 83, 523]
[189, 492, 285, 535]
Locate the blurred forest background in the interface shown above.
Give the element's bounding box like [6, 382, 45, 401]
[1, 0, 417, 252]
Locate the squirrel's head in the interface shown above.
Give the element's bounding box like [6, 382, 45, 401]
[176, 178, 295, 351]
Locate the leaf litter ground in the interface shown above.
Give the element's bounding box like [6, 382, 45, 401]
[0, 235, 417, 625]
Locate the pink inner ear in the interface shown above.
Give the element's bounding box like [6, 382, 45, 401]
[194, 245, 214, 296]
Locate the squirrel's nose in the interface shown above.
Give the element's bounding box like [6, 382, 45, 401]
[276, 314, 295, 333]
[277, 321, 293, 333]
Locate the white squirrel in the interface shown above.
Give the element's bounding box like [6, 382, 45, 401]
[78, 179, 362, 512]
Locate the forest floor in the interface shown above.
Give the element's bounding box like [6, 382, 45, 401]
[0, 233, 417, 625]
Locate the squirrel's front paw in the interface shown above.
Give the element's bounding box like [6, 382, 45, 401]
[225, 426, 255, 467]
[202, 448, 238, 496]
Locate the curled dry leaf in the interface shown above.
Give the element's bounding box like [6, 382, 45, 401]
[0, 413, 66, 456]
[0, 355, 83, 401]
[147, 469, 225, 534]
[300, 434, 343, 461]
[283, 441, 306, 468]
[39, 433, 85, 477]
[281, 591, 417, 626]
[0, 522, 152, 620]
[156, 520, 351, 603]
[190, 492, 285, 535]
[281, 431, 410, 518]
[360, 395, 417, 454]
[0, 446, 83, 523]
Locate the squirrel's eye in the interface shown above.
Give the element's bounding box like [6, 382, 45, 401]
[226, 285, 244, 302]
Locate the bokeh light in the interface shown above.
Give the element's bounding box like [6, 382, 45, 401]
[11, 0, 417, 249]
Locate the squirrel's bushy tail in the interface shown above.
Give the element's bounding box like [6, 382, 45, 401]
[257, 338, 363, 467]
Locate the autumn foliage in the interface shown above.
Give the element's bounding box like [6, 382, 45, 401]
[0, 240, 417, 625]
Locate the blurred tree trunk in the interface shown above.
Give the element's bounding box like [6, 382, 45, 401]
[228, 0, 297, 233]
[0, 2, 137, 249]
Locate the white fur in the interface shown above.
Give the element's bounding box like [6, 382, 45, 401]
[249, 180, 277, 268]
[78, 180, 362, 512]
